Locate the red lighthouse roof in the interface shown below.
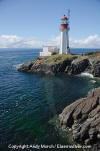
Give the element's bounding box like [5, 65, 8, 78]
[61, 14, 68, 20]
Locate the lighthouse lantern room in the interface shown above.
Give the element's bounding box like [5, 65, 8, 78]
[59, 14, 70, 54]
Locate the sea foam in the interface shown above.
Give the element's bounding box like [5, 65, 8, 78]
[80, 72, 94, 78]
[13, 64, 22, 69]
[90, 80, 96, 83]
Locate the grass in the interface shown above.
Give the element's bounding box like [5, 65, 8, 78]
[37, 51, 100, 65]
[43, 54, 78, 64]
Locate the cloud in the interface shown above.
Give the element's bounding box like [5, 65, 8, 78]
[51, 35, 100, 49]
[70, 35, 100, 48]
[0, 35, 44, 48]
[50, 36, 60, 46]
[0, 34, 100, 48]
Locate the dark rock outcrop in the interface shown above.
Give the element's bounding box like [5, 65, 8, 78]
[18, 55, 77, 75]
[59, 88, 100, 148]
[65, 57, 90, 75]
[18, 52, 100, 77]
[91, 59, 100, 77]
[18, 60, 35, 72]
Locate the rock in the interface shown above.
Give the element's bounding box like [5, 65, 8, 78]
[18, 60, 35, 72]
[87, 58, 100, 77]
[85, 139, 90, 145]
[65, 58, 90, 75]
[73, 121, 90, 142]
[73, 133, 80, 141]
[72, 123, 79, 130]
[97, 133, 100, 139]
[59, 98, 82, 127]
[89, 106, 100, 118]
[90, 116, 100, 128]
[18, 52, 100, 78]
[59, 88, 100, 147]
[18, 54, 76, 75]
[93, 64, 100, 77]
[89, 128, 97, 140]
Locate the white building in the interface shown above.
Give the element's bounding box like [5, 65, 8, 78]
[40, 46, 58, 57]
[59, 14, 70, 54]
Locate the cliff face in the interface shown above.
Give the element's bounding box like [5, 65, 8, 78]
[18, 52, 100, 77]
[18, 54, 78, 75]
[59, 88, 100, 148]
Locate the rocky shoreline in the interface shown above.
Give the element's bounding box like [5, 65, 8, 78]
[59, 87, 100, 150]
[18, 51, 100, 149]
[18, 51, 100, 77]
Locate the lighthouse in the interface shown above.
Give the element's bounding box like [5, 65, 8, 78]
[59, 14, 70, 54]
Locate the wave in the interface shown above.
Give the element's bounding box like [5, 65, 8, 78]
[80, 72, 94, 78]
[90, 80, 96, 83]
[13, 64, 22, 69]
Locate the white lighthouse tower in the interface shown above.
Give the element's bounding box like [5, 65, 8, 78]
[59, 14, 70, 54]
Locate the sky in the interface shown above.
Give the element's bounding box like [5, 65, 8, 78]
[0, 0, 100, 48]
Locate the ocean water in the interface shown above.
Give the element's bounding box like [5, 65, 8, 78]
[0, 48, 100, 151]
